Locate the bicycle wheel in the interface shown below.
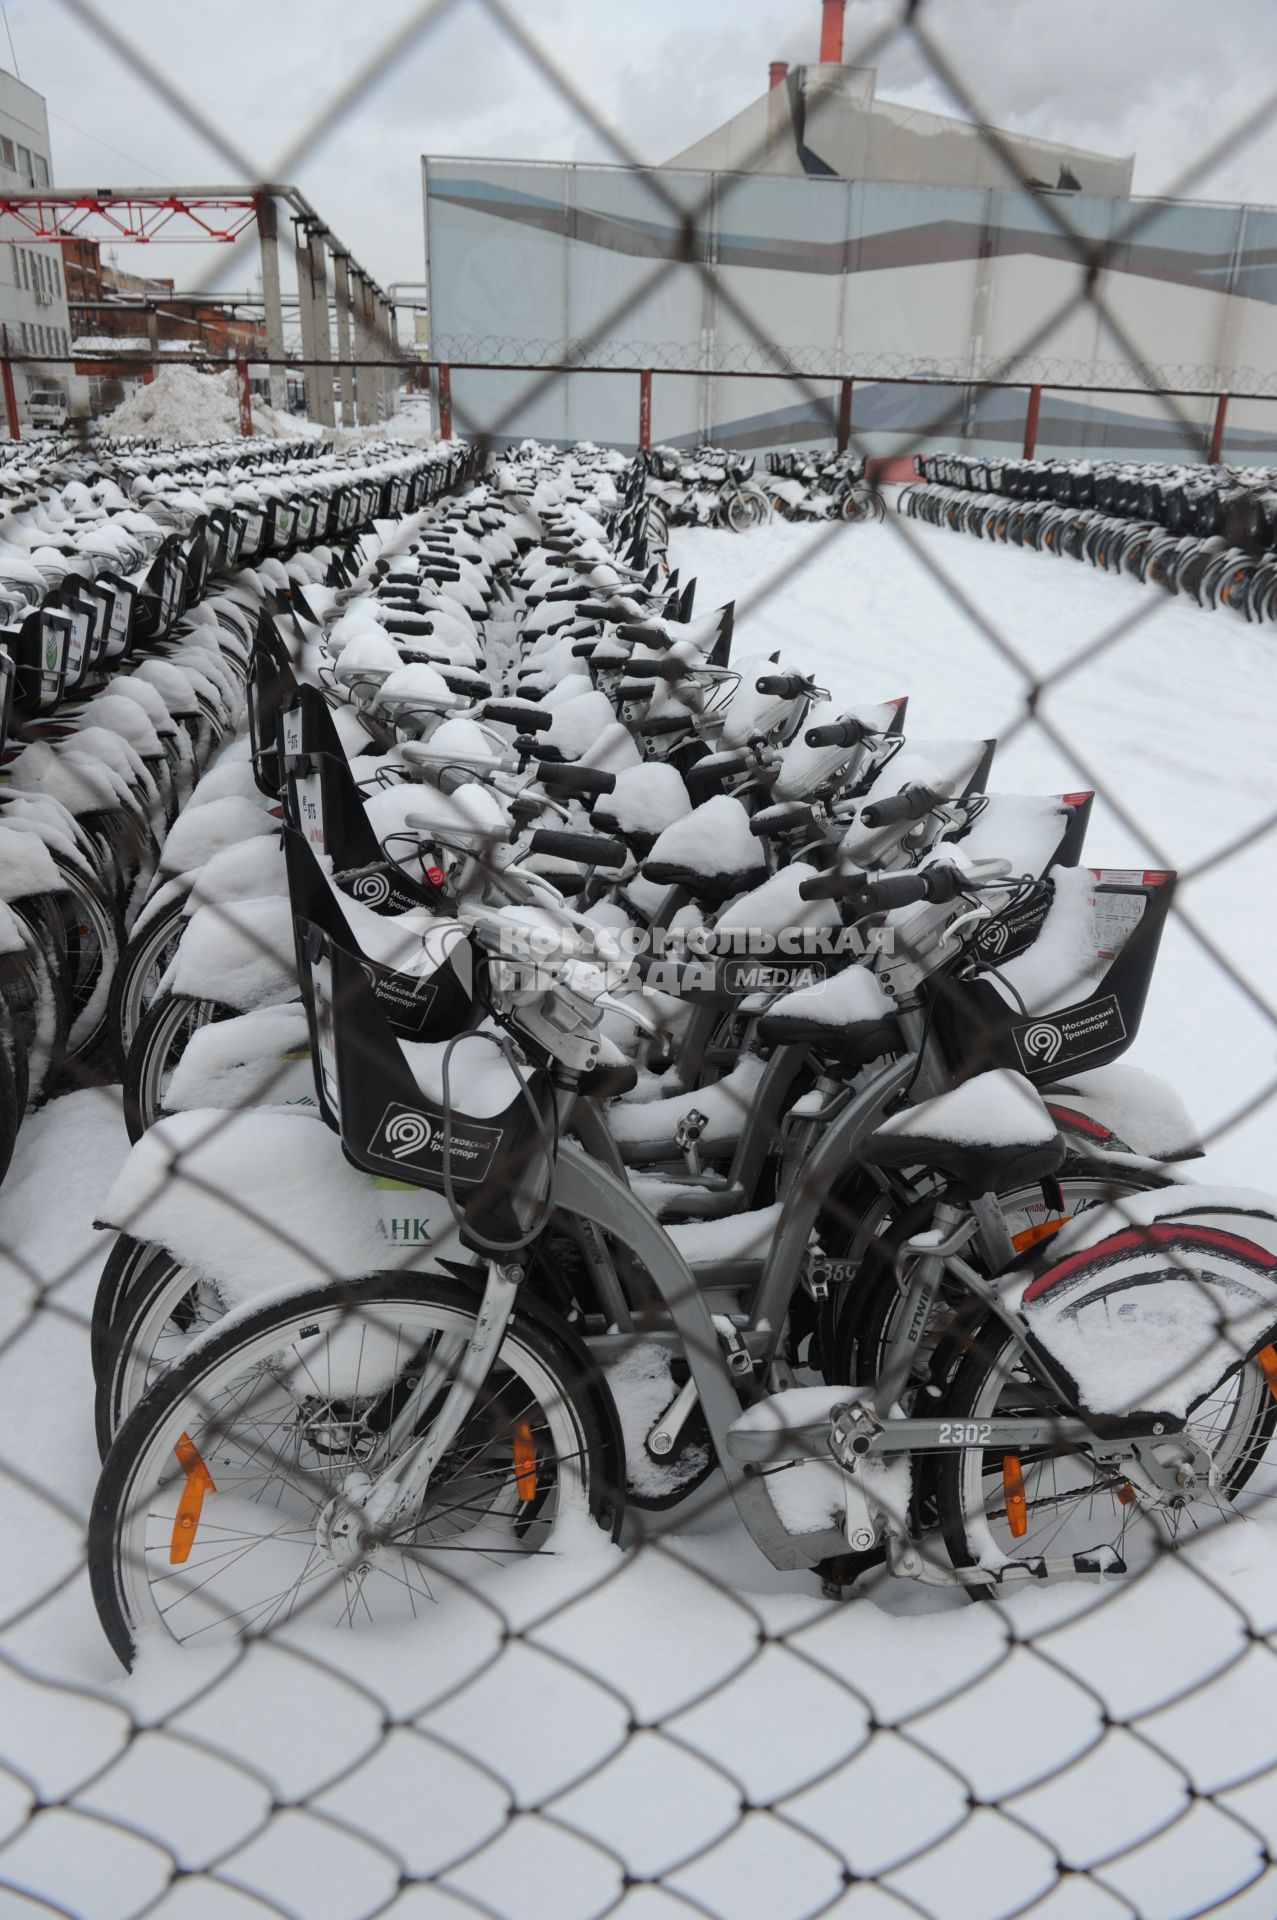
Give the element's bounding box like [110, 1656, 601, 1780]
[94, 1248, 223, 1458]
[0, 1031, 18, 1190]
[8, 898, 70, 1105]
[934, 1316, 1277, 1598]
[91, 1233, 173, 1388]
[828, 1164, 1177, 1393]
[107, 897, 188, 1073]
[724, 487, 770, 533]
[89, 1272, 621, 1666]
[122, 989, 224, 1143]
[54, 861, 124, 1060]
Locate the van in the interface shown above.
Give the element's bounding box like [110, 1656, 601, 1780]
[27, 388, 67, 429]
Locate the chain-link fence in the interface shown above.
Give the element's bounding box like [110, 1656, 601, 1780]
[3, 4, 1277, 1918]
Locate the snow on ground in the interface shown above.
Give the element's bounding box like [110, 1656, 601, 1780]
[677, 508, 1277, 1185]
[1, 518, 1276, 1919]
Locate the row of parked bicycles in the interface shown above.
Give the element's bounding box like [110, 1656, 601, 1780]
[641, 443, 882, 538]
[78, 436, 1277, 1666]
[0, 435, 478, 1185]
[907, 452, 1277, 617]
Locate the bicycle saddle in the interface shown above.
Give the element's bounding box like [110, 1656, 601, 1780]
[756, 964, 901, 1067]
[861, 1068, 1066, 1195]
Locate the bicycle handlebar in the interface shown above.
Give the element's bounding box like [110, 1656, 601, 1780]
[533, 762, 617, 798]
[805, 717, 870, 750]
[755, 673, 810, 699]
[483, 701, 551, 731]
[859, 782, 948, 830]
[796, 862, 968, 908]
[527, 828, 628, 870]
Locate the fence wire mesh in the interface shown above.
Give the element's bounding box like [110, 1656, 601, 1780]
[2, 4, 1277, 1919]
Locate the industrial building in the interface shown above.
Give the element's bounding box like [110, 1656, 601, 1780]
[0, 71, 75, 418]
[424, 2, 1273, 460]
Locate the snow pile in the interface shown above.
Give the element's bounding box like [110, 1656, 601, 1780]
[100, 366, 316, 443]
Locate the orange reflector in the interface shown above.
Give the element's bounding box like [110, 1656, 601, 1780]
[1011, 1215, 1073, 1254]
[1117, 1481, 1137, 1506]
[1258, 1346, 1277, 1405]
[170, 1431, 216, 1565]
[1003, 1456, 1027, 1539]
[512, 1420, 538, 1502]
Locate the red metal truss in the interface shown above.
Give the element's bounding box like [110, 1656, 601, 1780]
[0, 191, 261, 245]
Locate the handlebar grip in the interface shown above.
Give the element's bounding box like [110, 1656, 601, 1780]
[533, 761, 617, 798]
[797, 870, 858, 901]
[627, 654, 687, 683]
[755, 673, 806, 699]
[859, 783, 945, 829]
[858, 870, 933, 910]
[859, 864, 965, 910]
[483, 702, 551, 731]
[616, 622, 670, 647]
[805, 718, 868, 749]
[528, 828, 627, 870]
[575, 600, 630, 621]
[750, 802, 815, 837]
[617, 679, 657, 702]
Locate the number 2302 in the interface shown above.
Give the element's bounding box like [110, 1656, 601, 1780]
[937, 1422, 993, 1446]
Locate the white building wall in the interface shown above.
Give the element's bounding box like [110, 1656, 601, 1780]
[0, 71, 75, 420]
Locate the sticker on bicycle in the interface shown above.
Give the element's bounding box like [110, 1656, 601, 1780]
[974, 889, 1049, 962]
[295, 770, 325, 851]
[280, 706, 305, 758]
[369, 1099, 502, 1184]
[361, 959, 439, 1034]
[1012, 993, 1126, 1073]
[937, 1422, 993, 1446]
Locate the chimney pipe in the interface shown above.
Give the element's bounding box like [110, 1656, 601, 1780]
[769, 60, 789, 90]
[819, 0, 845, 63]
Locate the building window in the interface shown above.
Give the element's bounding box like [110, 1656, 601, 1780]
[19, 323, 27, 351]
[17, 250, 26, 291]
[16, 146, 31, 185]
[33, 154, 48, 188]
[0, 138, 12, 170]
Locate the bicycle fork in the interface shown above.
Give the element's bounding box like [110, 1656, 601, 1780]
[318, 1260, 523, 1567]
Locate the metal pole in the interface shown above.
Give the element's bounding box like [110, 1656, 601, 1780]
[381, 296, 399, 417]
[437, 362, 452, 440]
[638, 368, 652, 450]
[143, 304, 159, 386]
[836, 375, 853, 453]
[256, 193, 287, 411]
[309, 229, 335, 428]
[1022, 384, 1042, 460]
[1, 330, 20, 440]
[1208, 392, 1229, 465]
[365, 279, 381, 422]
[236, 358, 253, 437]
[332, 250, 354, 428]
[353, 273, 372, 424]
[295, 227, 322, 423]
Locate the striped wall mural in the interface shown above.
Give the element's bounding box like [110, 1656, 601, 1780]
[423, 158, 1277, 458]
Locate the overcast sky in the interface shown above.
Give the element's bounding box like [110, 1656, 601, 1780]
[5, 0, 1277, 305]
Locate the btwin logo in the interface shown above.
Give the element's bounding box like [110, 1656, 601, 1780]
[1020, 1020, 1064, 1065]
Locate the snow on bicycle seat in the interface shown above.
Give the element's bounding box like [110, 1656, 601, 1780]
[861, 1069, 1066, 1194]
[756, 964, 900, 1065]
[641, 795, 768, 903]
